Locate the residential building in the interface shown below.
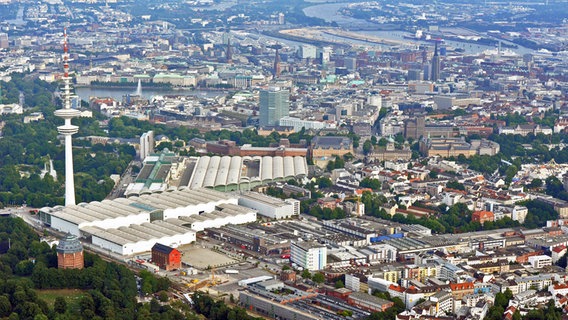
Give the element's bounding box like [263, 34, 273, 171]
[527, 255, 552, 268]
[472, 211, 495, 224]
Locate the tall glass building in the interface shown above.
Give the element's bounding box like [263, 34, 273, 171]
[259, 87, 289, 127]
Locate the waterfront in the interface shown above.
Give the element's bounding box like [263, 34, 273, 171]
[302, 1, 535, 55]
[75, 86, 228, 102]
[303, 2, 368, 28]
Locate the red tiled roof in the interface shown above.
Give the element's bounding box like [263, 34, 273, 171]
[449, 282, 474, 291]
[388, 284, 405, 293]
[552, 245, 567, 253]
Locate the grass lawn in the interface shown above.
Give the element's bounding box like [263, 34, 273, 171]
[37, 289, 86, 314]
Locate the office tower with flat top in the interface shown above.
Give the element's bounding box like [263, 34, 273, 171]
[259, 87, 289, 127]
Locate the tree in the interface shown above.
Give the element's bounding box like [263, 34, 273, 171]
[504, 165, 518, 184]
[333, 156, 345, 169]
[360, 177, 381, 190]
[363, 140, 373, 155]
[312, 273, 325, 284]
[301, 269, 311, 279]
[394, 133, 405, 144]
[0, 296, 12, 317]
[79, 295, 95, 315]
[54, 297, 67, 314]
[494, 291, 509, 309]
[318, 177, 333, 189]
[334, 280, 345, 289]
[15, 260, 34, 276]
[158, 291, 169, 302]
[446, 180, 465, 191]
[528, 178, 543, 189]
[546, 176, 565, 198]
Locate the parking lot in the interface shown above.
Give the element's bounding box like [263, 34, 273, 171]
[211, 261, 277, 295]
[178, 245, 238, 269]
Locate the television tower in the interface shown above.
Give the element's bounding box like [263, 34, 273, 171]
[55, 28, 80, 206]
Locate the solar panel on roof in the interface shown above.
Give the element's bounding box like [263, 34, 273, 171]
[129, 202, 156, 211]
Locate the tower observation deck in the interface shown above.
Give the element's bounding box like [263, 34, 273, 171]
[55, 28, 80, 206]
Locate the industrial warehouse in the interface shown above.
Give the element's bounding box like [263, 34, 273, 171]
[188, 155, 308, 191]
[123, 155, 309, 196]
[39, 188, 258, 256]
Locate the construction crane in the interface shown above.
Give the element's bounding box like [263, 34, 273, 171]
[343, 195, 364, 216]
[209, 267, 220, 286]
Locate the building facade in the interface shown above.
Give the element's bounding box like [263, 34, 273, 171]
[151, 243, 182, 271]
[139, 130, 155, 161]
[291, 241, 327, 271]
[259, 87, 289, 127]
[57, 233, 84, 270]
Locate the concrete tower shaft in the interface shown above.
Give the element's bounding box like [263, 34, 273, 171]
[55, 28, 80, 206]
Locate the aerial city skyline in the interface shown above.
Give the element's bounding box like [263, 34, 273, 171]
[0, 0, 568, 319]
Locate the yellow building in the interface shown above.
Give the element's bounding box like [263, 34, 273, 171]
[310, 136, 353, 168]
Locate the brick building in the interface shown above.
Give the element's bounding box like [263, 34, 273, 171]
[206, 139, 307, 157]
[57, 233, 84, 270]
[151, 243, 181, 271]
[347, 292, 394, 312]
[472, 210, 495, 224]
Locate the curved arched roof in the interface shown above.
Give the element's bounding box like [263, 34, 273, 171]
[186, 156, 308, 189]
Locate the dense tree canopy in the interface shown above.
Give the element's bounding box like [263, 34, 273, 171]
[0, 217, 194, 320]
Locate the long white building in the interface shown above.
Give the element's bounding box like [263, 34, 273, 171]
[165, 203, 257, 232]
[83, 220, 196, 256]
[238, 192, 299, 219]
[39, 188, 257, 255]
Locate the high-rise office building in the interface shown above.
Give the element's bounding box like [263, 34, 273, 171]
[408, 69, 424, 81]
[226, 38, 232, 64]
[259, 87, 289, 127]
[290, 241, 327, 271]
[318, 46, 332, 65]
[298, 45, 317, 59]
[140, 130, 155, 161]
[344, 57, 357, 72]
[431, 42, 441, 81]
[274, 47, 281, 78]
[0, 33, 8, 49]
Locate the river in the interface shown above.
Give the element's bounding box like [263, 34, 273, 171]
[302, 2, 534, 55]
[303, 2, 371, 29]
[75, 87, 228, 102]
